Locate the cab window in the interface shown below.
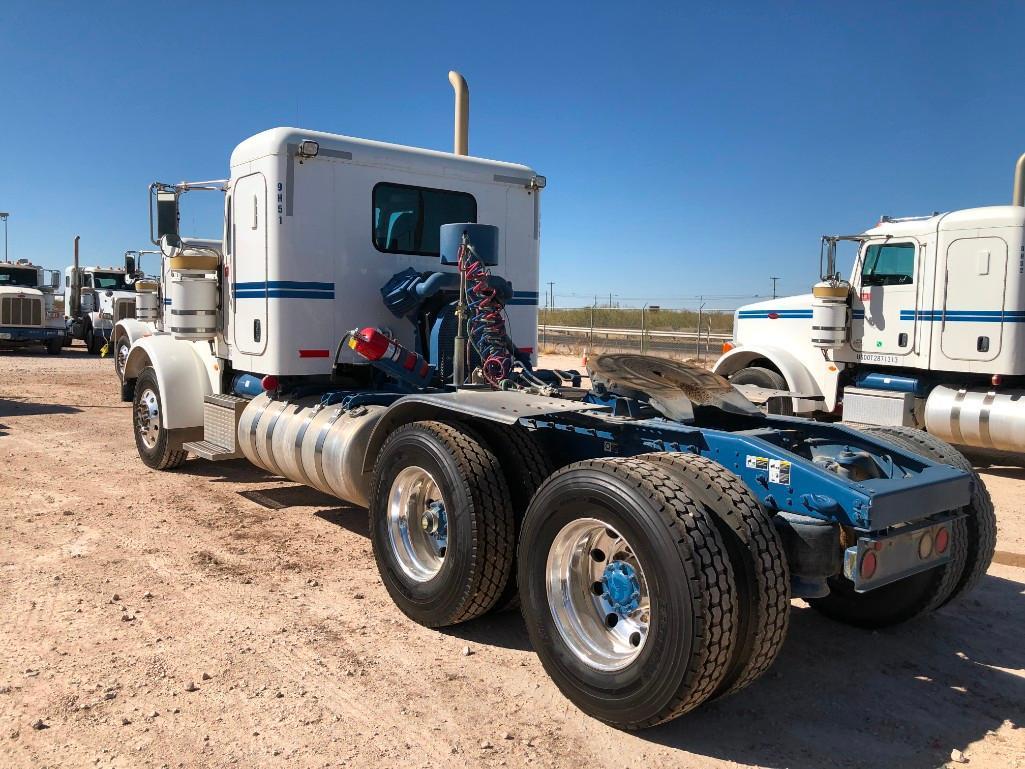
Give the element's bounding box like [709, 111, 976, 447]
[861, 242, 916, 286]
[372, 182, 476, 256]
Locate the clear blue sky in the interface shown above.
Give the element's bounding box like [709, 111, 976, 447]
[2, 2, 1023, 309]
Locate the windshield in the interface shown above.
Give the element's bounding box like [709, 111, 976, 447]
[0, 266, 38, 288]
[92, 272, 128, 290]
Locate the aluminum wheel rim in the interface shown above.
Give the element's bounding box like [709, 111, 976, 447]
[135, 388, 161, 450]
[387, 466, 448, 582]
[546, 518, 650, 672]
[116, 341, 130, 376]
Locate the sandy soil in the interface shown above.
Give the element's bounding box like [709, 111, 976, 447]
[1, 346, 1022, 769]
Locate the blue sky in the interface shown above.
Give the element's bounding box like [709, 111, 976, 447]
[2, 2, 1023, 309]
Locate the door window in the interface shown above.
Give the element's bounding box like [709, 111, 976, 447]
[861, 243, 916, 286]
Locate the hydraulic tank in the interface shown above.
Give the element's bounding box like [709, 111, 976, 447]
[169, 273, 217, 340]
[810, 282, 850, 349]
[439, 222, 499, 266]
[925, 384, 1025, 452]
[237, 393, 386, 507]
[853, 371, 927, 397]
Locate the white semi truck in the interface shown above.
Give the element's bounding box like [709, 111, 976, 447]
[0, 259, 65, 354]
[64, 238, 150, 354]
[715, 160, 1025, 458]
[120, 73, 994, 729]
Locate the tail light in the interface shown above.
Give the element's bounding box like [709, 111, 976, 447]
[860, 550, 878, 580]
[934, 527, 950, 554]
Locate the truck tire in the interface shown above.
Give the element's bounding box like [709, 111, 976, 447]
[463, 422, 552, 611]
[114, 334, 130, 380]
[133, 367, 188, 470]
[730, 366, 794, 415]
[368, 420, 515, 627]
[85, 325, 103, 355]
[860, 425, 995, 606]
[640, 452, 790, 698]
[46, 337, 63, 356]
[807, 425, 986, 627]
[517, 457, 736, 729]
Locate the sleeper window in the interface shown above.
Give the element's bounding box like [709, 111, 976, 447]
[861, 243, 916, 287]
[373, 183, 477, 256]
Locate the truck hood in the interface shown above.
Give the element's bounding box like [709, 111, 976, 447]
[0, 285, 45, 298]
[734, 294, 813, 315]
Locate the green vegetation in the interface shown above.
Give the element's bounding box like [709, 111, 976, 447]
[539, 307, 734, 333]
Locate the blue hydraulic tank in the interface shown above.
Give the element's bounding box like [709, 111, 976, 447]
[440, 223, 499, 266]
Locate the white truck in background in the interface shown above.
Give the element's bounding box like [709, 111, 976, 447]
[65, 239, 160, 355]
[715, 153, 1025, 457]
[0, 259, 65, 355]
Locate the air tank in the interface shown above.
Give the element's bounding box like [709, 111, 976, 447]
[237, 393, 386, 507]
[811, 282, 850, 349]
[925, 385, 1025, 453]
[168, 253, 219, 340]
[135, 281, 160, 322]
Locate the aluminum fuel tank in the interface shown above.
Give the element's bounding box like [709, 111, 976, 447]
[237, 393, 386, 507]
[925, 384, 1025, 453]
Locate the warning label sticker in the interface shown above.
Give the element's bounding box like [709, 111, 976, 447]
[745, 455, 769, 471]
[768, 459, 792, 485]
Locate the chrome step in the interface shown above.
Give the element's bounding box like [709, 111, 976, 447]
[182, 439, 242, 461]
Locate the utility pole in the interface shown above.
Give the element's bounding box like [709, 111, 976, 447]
[547, 282, 555, 312]
[0, 213, 8, 262]
[770, 276, 780, 299]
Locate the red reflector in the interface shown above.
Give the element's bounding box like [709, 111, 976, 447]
[517, 347, 534, 354]
[934, 527, 949, 554]
[992, 374, 1003, 387]
[298, 349, 330, 358]
[767, 312, 779, 319]
[261, 375, 279, 391]
[860, 550, 878, 580]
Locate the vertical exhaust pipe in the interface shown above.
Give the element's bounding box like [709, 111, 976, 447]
[1014, 152, 1025, 206]
[70, 235, 81, 317]
[448, 71, 469, 156]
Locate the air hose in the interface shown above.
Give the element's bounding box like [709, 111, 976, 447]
[458, 239, 514, 386]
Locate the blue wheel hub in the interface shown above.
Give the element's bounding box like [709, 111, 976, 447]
[421, 501, 447, 551]
[601, 561, 640, 614]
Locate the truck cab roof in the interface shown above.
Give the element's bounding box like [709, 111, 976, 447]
[865, 205, 1025, 238]
[229, 127, 538, 183]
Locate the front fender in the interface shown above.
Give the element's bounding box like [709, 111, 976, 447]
[122, 335, 213, 428]
[714, 345, 835, 412]
[113, 318, 156, 349]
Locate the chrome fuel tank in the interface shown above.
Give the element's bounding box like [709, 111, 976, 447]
[925, 384, 1025, 453]
[237, 393, 386, 507]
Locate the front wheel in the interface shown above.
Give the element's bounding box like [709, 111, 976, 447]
[133, 367, 187, 470]
[518, 457, 737, 729]
[85, 325, 103, 355]
[368, 421, 515, 627]
[114, 334, 130, 380]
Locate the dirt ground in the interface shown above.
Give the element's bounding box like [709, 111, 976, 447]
[1, 346, 1023, 769]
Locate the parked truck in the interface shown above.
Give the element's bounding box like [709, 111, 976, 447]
[65, 238, 147, 354]
[111, 248, 164, 378]
[120, 73, 995, 730]
[0, 258, 65, 354]
[716, 157, 1025, 459]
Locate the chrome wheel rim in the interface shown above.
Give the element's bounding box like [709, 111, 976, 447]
[546, 518, 650, 671]
[135, 388, 160, 450]
[387, 466, 448, 582]
[116, 342, 129, 377]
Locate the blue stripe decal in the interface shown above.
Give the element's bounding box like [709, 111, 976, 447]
[234, 280, 334, 291]
[235, 290, 336, 299]
[513, 290, 539, 298]
[506, 297, 539, 306]
[737, 310, 813, 318]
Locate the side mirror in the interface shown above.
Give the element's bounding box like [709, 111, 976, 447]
[156, 190, 180, 242]
[50, 271, 60, 289]
[159, 233, 183, 258]
[125, 254, 136, 276]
